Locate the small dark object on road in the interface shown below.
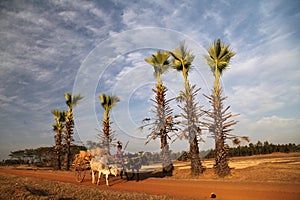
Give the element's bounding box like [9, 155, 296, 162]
[210, 193, 216, 198]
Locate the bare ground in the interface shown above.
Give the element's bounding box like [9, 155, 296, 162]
[1, 152, 300, 200]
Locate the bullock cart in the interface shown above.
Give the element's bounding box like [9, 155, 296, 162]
[73, 150, 92, 182]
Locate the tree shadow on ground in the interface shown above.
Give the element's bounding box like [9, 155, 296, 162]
[25, 186, 49, 196]
[139, 170, 173, 180]
[89, 169, 174, 186]
[114, 169, 173, 183]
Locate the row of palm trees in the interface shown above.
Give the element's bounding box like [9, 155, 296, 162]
[51, 91, 121, 170]
[142, 39, 248, 177]
[51, 93, 83, 170]
[51, 39, 247, 177]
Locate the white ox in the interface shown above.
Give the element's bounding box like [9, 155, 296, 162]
[90, 158, 120, 186]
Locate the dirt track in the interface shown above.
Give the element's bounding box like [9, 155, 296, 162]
[1, 168, 299, 200]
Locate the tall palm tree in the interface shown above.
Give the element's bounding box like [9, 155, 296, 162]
[99, 93, 120, 154]
[204, 39, 239, 177]
[64, 93, 83, 170]
[51, 109, 65, 170]
[171, 41, 204, 176]
[142, 50, 177, 173]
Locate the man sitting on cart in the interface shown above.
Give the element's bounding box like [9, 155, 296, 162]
[114, 141, 128, 179]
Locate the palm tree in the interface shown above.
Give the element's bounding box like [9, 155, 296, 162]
[204, 39, 247, 177]
[171, 41, 204, 176]
[142, 50, 177, 173]
[51, 109, 65, 170]
[99, 93, 120, 154]
[64, 93, 83, 170]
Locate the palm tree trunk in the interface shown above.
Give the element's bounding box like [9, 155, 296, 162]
[161, 131, 173, 173]
[64, 115, 73, 170]
[54, 132, 62, 170]
[213, 85, 230, 177]
[103, 109, 111, 154]
[185, 83, 204, 175]
[57, 153, 61, 170]
[214, 137, 230, 177]
[64, 141, 70, 170]
[190, 136, 203, 175]
[214, 67, 220, 91]
[156, 84, 173, 174]
[64, 140, 70, 170]
[188, 116, 204, 175]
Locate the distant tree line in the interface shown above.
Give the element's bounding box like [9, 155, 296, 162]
[113, 140, 300, 164]
[3, 141, 299, 166]
[2, 145, 86, 166]
[204, 141, 300, 159]
[138, 151, 183, 165]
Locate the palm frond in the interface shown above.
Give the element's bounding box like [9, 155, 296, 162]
[171, 57, 183, 71]
[64, 93, 72, 107]
[170, 41, 195, 77]
[72, 94, 83, 106]
[99, 93, 107, 108]
[51, 109, 66, 122]
[145, 50, 170, 82]
[51, 109, 61, 118]
[64, 93, 83, 108]
[52, 123, 58, 131]
[205, 39, 235, 76]
[109, 95, 120, 109]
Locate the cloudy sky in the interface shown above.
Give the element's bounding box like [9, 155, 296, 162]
[0, 0, 299, 160]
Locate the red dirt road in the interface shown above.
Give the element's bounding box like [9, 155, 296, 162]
[1, 169, 300, 200]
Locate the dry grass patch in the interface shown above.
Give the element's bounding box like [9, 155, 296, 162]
[0, 172, 171, 200]
[171, 153, 300, 183]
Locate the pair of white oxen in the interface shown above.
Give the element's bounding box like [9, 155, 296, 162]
[90, 156, 121, 186]
[81, 148, 123, 186]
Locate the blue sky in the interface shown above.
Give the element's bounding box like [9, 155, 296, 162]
[0, 0, 299, 160]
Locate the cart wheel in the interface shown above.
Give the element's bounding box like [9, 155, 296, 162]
[74, 160, 86, 183]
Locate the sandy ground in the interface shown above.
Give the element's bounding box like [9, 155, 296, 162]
[1, 153, 300, 200]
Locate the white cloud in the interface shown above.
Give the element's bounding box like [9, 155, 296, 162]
[259, 0, 282, 18]
[230, 84, 284, 116]
[58, 11, 77, 21]
[225, 41, 300, 118]
[256, 115, 300, 128]
[112, 65, 153, 100]
[203, 9, 223, 25]
[0, 93, 17, 103]
[236, 115, 300, 144]
[122, 9, 138, 27]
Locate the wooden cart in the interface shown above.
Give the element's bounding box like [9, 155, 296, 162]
[73, 150, 92, 182]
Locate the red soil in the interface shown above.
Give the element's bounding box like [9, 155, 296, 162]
[1, 168, 299, 200]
